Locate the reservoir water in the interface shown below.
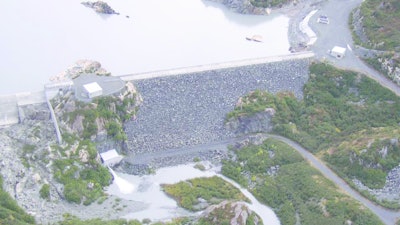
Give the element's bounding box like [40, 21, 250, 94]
[0, 0, 289, 95]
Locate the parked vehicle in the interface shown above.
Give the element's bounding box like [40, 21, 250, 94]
[317, 15, 329, 24]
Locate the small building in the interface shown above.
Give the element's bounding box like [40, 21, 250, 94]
[83, 82, 103, 98]
[100, 149, 123, 166]
[330, 46, 346, 59]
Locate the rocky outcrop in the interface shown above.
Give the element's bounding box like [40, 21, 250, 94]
[81, 1, 119, 15]
[199, 201, 262, 225]
[208, 0, 271, 15]
[50, 60, 110, 82]
[226, 108, 275, 135]
[377, 55, 400, 85]
[52, 80, 141, 141]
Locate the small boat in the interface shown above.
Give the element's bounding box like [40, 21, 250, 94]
[245, 35, 263, 42]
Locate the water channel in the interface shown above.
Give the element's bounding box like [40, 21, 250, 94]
[107, 163, 280, 224]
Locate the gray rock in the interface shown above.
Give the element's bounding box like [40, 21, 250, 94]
[81, 1, 119, 15]
[226, 109, 275, 135]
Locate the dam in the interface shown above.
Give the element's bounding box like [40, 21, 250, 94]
[0, 52, 313, 155]
[122, 53, 313, 156]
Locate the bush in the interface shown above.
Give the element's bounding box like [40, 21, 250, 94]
[39, 184, 50, 200]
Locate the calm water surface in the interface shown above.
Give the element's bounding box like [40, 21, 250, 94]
[0, 0, 289, 95]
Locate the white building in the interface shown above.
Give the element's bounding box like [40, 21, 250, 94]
[83, 82, 103, 98]
[100, 149, 123, 166]
[330, 46, 346, 59]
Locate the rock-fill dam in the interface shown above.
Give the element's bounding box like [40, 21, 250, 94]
[124, 58, 311, 157]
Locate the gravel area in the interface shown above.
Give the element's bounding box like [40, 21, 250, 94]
[124, 59, 310, 155]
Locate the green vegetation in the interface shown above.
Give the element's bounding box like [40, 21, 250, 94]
[358, 0, 400, 50]
[50, 92, 139, 205]
[222, 139, 384, 225]
[65, 96, 137, 140]
[59, 214, 142, 225]
[0, 176, 36, 225]
[59, 214, 191, 225]
[53, 140, 112, 205]
[351, 0, 400, 85]
[227, 62, 400, 205]
[39, 184, 50, 200]
[162, 176, 248, 211]
[193, 163, 206, 171]
[20, 144, 37, 168]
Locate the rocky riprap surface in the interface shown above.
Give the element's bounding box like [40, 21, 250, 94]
[81, 1, 119, 15]
[124, 59, 310, 157]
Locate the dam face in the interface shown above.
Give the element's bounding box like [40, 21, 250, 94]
[124, 59, 310, 155]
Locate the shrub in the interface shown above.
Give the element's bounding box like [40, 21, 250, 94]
[39, 184, 50, 200]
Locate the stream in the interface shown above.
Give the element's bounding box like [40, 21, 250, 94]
[107, 163, 280, 224]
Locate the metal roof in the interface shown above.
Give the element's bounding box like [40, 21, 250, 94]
[83, 82, 102, 94]
[100, 149, 121, 162]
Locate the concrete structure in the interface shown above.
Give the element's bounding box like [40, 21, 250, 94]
[120, 52, 315, 81]
[299, 10, 318, 46]
[330, 46, 346, 59]
[73, 74, 125, 102]
[100, 149, 123, 166]
[83, 82, 103, 98]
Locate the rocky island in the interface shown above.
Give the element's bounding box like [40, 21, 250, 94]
[81, 1, 119, 15]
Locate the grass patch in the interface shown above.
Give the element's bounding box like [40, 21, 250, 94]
[162, 176, 248, 211]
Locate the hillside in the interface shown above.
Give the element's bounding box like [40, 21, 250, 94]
[227, 62, 400, 208]
[222, 138, 384, 225]
[0, 176, 35, 225]
[355, 0, 400, 50]
[352, 0, 400, 86]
